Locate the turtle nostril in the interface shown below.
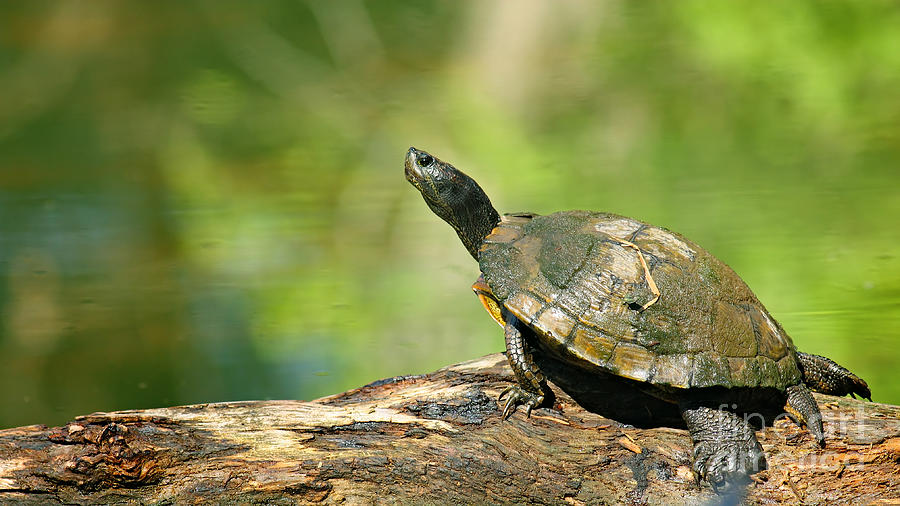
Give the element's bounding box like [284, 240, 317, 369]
[416, 152, 434, 167]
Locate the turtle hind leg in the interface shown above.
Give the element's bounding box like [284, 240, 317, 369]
[680, 404, 766, 493]
[784, 383, 825, 447]
[500, 311, 548, 419]
[797, 351, 871, 400]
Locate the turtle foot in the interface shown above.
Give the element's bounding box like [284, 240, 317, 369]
[498, 384, 545, 419]
[681, 405, 767, 493]
[692, 437, 767, 494]
[785, 383, 825, 447]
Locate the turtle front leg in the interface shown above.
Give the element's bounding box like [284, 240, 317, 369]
[680, 405, 766, 493]
[796, 351, 871, 400]
[499, 310, 548, 419]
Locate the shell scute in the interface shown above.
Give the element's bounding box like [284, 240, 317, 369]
[536, 305, 577, 341]
[653, 353, 695, 387]
[608, 342, 657, 383]
[691, 352, 733, 388]
[569, 326, 617, 366]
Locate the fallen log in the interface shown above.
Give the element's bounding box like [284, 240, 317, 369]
[1, 353, 898, 504]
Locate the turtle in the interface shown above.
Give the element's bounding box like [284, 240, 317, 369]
[404, 147, 871, 490]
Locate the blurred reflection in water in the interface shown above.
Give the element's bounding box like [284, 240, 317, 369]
[0, 1, 898, 428]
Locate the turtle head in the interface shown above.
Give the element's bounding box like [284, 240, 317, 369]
[405, 147, 500, 260]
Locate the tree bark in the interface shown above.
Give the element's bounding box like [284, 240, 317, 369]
[1, 353, 898, 504]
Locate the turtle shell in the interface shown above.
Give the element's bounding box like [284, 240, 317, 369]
[478, 210, 801, 390]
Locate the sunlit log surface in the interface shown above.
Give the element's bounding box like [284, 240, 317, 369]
[1, 353, 898, 504]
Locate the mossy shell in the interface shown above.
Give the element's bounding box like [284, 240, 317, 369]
[479, 211, 801, 390]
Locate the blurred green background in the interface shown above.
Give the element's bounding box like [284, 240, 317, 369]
[1, 1, 898, 429]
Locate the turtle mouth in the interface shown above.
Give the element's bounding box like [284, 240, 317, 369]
[404, 147, 426, 189]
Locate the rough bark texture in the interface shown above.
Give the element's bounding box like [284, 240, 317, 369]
[1, 353, 898, 504]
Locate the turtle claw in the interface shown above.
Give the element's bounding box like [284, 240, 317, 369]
[498, 384, 544, 420]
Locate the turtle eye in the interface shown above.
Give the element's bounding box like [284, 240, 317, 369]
[416, 152, 434, 167]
